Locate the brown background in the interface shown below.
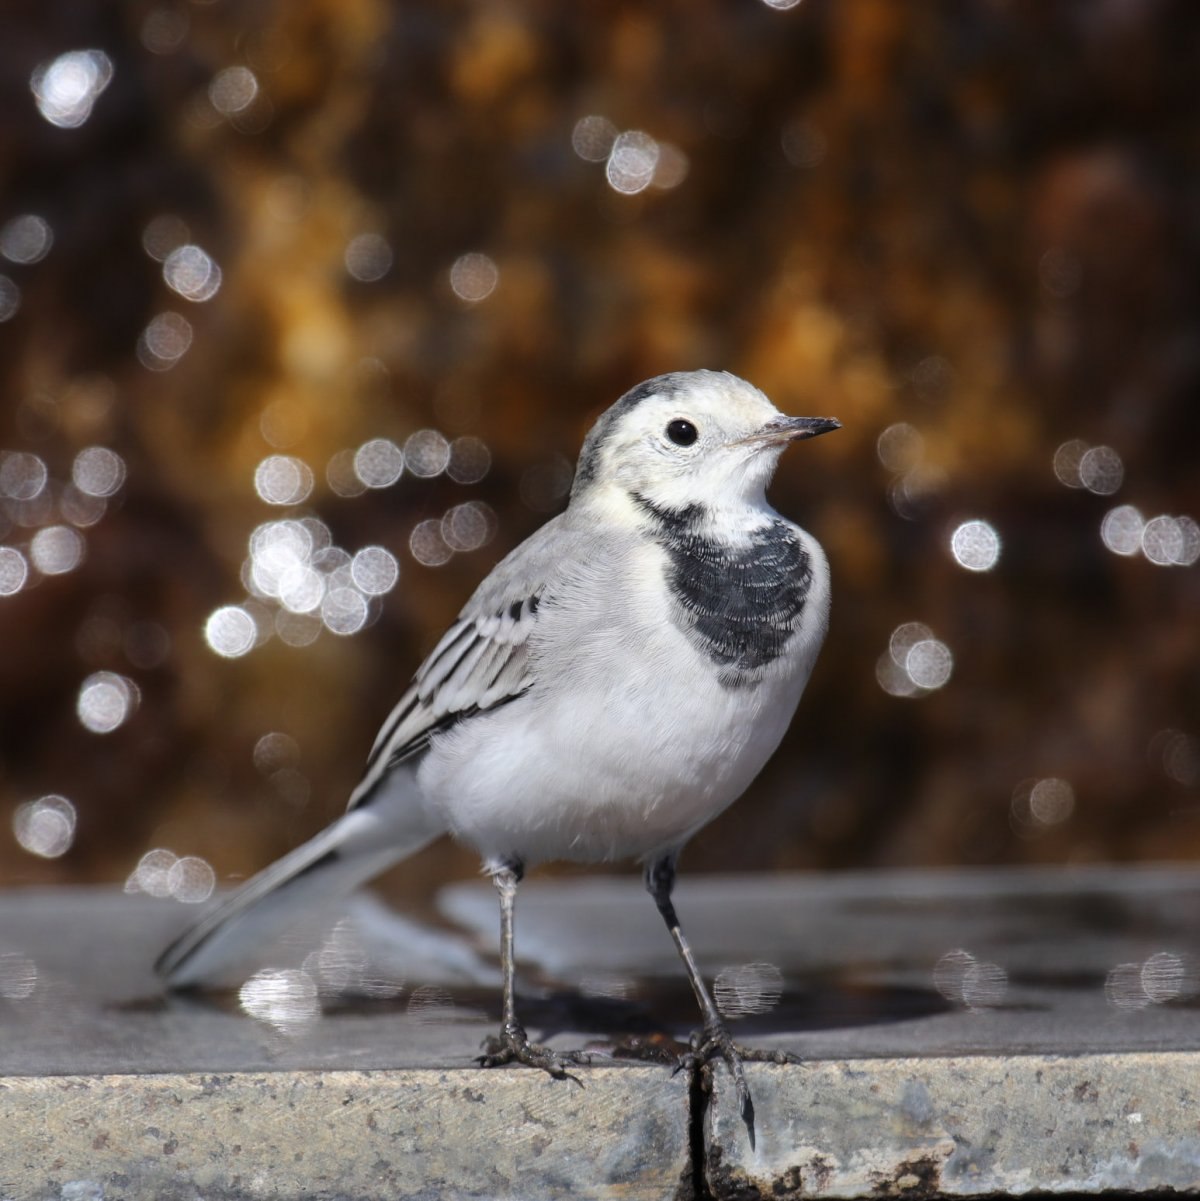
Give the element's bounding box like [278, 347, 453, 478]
[1, 0, 1198, 903]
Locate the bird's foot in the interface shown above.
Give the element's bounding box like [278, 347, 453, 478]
[678, 1026, 799, 1149]
[477, 1023, 591, 1085]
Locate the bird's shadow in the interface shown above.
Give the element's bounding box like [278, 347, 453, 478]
[303, 971, 959, 1046]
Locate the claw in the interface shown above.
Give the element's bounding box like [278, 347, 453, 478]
[681, 1026, 798, 1152]
[477, 1025, 590, 1087]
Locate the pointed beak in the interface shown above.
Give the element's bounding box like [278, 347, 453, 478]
[740, 415, 841, 448]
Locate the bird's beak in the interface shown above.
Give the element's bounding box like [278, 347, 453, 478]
[739, 415, 841, 448]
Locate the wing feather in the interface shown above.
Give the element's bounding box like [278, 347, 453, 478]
[348, 511, 575, 810]
[350, 599, 540, 805]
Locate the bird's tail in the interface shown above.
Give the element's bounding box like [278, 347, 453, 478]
[156, 781, 442, 989]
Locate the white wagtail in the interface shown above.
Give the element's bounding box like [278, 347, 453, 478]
[158, 369, 839, 1133]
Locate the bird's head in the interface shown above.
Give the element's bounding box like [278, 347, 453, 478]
[570, 370, 839, 517]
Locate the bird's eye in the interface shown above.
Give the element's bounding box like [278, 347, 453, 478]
[666, 419, 698, 446]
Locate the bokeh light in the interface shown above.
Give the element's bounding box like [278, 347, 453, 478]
[447, 436, 491, 484]
[448, 252, 499, 303]
[71, 447, 126, 497]
[166, 855, 217, 903]
[1141, 515, 1197, 566]
[0, 275, 19, 322]
[410, 519, 453, 567]
[571, 115, 617, 162]
[1151, 729, 1200, 786]
[254, 455, 314, 506]
[781, 118, 826, 168]
[353, 438, 404, 488]
[60, 485, 107, 528]
[949, 520, 1001, 572]
[1100, 505, 1144, 556]
[137, 311, 193, 370]
[123, 848, 216, 903]
[124, 848, 177, 897]
[406, 984, 457, 1023]
[876, 422, 923, 473]
[142, 215, 190, 262]
[12, 795, 76, 859]
[442, 502, 494, 553]
[30, 526, 85, 575]
[239, 967, 321, 1033]
[30, 49, 113, 129]
[906, 639, 953, 690]
[1101, 954, 1196, 1011]
[204, 605, 257, 657]
[163, 244, 222, 302]
[932, 949, 1008, 1010]
[1078, 446, 1124, 496]
[877, 622, 953, 697]
[1052, 439, 1089, 488]
[321, 586, 369, 635]
[209, 66, 259, 115]
[350, 546, 399, 596]
[0, 951, 38, 1000]
[0, 453, 48, 501]
[714, 962, 783, 1018]
[0, 215, 53, 265]
[605, 130, 659, 195]
[344, 233, 393, 283]
[326, 449, 366, 497]
[651, 143, 689, 190]
[1029, 777, 1075, 825]
[403, 429, 450, 478]
[1011, 777, 1076, 836]
[141, 7, 190, 55]
[77, 671, 139, 734]
[0, 547, 29, 596]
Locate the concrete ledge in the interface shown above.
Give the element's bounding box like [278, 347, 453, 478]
[0, 1067, 690, 1201]
[707, 1054, 1200, 1198]
[4, 867, 1200, 1198]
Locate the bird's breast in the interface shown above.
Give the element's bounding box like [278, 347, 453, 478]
[649, 511, 815, 688]
[418, 523, 829, 866]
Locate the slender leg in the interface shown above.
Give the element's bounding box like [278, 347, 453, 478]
[477, 861, 590, 1080]
[645, 855, 728, 1036]
[646, 854, 792, 1147]
[496, 861, 522, 1040]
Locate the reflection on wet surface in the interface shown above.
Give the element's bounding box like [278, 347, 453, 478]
[3, 867, 1200, 1078]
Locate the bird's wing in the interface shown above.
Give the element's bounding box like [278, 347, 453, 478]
[347, 514, 570, 808]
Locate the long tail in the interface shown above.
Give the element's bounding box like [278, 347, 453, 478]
[156, 780, 443, 989]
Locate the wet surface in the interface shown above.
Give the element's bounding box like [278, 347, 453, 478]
[3, 865, 1200, 1078]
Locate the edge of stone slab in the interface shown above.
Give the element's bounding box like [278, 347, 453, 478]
[0, 1065, 692, 1201]
[705, 1052, 1200, 1199]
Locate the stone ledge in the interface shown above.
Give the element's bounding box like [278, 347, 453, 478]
[0, 1067, 690, 1201]
[707, 1053, 1200, 1199]
[4, 867, 1200, 1198]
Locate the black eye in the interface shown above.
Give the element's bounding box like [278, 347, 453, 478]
[666, 419, 698, 446]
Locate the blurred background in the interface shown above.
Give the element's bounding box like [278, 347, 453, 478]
[2, 0, 1198, 913]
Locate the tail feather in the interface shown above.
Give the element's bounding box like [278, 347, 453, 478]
[157, 789, 442, 988]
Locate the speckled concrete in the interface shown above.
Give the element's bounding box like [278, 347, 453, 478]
[706, 1054, 1200, 1198]
[0, 1067, 690, 1201]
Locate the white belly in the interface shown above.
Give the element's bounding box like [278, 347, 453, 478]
[416, 535, 829, 867]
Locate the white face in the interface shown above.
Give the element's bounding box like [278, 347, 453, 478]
[574, 370, 820, 514]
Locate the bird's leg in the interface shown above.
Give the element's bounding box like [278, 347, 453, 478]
[645, 854, 789, 1147]
[477, 861, 590, 1081]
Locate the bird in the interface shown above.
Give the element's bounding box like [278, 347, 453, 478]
[157, 369, 839, 1137]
